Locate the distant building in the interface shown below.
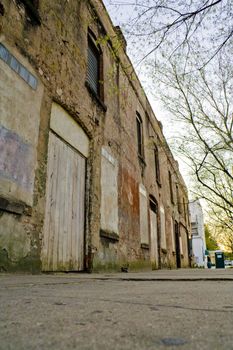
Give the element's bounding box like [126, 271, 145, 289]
[189, 200, 206, 267]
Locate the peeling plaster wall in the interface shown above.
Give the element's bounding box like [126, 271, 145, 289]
[0, 44, 44, 206]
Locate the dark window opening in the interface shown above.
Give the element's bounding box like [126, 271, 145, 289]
[149, 195, 157, 213]
[136, 113, 144, 158]
[154, 146, 161, 185]
[0, 2, 5, 16]
[183, 198, 187, 221]
[18, 0, 41, 25]
[169, 171, 174, 204]
[175, 221, 181, 268]
[176, 185, 181, 213]
[86, 31, 104, 102]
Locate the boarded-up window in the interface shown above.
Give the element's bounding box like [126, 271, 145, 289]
[160, 205, 166, 249]
[100, 148, 118, 235]
[139, 184, 149, 244]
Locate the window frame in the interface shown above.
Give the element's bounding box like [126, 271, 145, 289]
[176, 184, 182, 213]
[136, 112, 144, 159]
[183, 197, 187, 222]
[168, 171, 174, 204]
[154, 145, 161, 186]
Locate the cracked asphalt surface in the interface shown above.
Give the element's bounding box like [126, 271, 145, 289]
[1, 269, 233, 350]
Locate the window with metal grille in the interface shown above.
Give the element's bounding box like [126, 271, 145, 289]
[136, 113, 144, 158]
[87, 34, 101, 97]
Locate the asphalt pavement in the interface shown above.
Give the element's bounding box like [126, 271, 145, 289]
[1, 269, 233, 350]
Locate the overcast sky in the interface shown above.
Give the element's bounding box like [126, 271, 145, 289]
[103, 1, 170, 123]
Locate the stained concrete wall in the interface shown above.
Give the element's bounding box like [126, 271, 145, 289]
[0, 0, 191, 272]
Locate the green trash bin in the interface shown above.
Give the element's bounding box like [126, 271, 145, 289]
[215, 252, 225, 268]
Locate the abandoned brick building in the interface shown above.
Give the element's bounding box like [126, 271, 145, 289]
[0, 0, 191, 272]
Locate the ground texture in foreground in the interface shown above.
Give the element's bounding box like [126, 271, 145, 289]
[1, 269, 233, 350]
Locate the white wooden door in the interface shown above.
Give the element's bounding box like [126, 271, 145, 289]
[42, 132, 86, 271]
[150, 209, 158, 268]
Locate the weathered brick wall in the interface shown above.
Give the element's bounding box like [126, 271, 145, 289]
[0, 0, 190, 272]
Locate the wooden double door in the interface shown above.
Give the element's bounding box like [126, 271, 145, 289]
[42, 132, 86, 271]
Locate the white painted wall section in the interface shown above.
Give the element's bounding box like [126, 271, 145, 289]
[189, 199, 206, 267]
[192, 237, 205, 266]
[50, 103, 89, 157]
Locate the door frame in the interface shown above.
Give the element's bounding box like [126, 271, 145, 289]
[174, 220, 181, 268]
[42, 129, 87, 272]
[149, 195, 160, 269]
